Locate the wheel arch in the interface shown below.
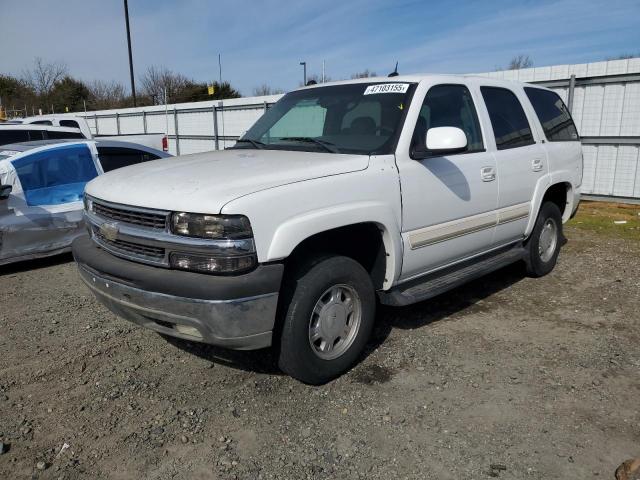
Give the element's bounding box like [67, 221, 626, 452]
[265, 203, 402, 290]
[525, 181, 574, 237]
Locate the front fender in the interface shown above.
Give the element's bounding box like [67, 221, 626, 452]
[266, 201, 402, 289]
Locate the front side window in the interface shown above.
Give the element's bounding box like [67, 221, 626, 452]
[481, 87, 535, 150]
[97, 146, 161, 173]
[12, 144, 98, 206]
[524, 87, 579, 141]
[235, 82, 416, 155]
[412, 84, 484, 154]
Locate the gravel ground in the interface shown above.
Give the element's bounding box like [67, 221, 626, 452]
[1, 225, 639, 480]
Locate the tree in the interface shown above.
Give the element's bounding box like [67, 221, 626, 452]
[139, 66, 191, 104]
[21, 57, 68, 97]
[351, 69, 377, 79]
[87, 80, 127, 110]
[508, 54, 533, 70]
[0, 74, 35, 113]
[140, 66, 241, 104]
[252, 84, 285, 96]
[50, 76, 91, 112]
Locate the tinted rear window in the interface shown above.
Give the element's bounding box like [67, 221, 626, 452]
[480, 87, 535, 150]
[46, 130, 85, 139]
[524, 87, 579, 141]
[97, 147, 161, 173]
[0, 130, 30, 146]
[59, 119, 80, 128]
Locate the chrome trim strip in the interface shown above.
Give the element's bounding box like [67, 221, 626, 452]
[409, 211, 497, 249]
[497, 203, 530, 225]
[408, 202, 530, 250]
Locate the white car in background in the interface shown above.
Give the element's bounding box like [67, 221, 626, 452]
[1, 115, 169, 152]
[0, 139, 171, 266]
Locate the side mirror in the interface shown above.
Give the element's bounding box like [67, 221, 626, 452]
[425, 127, 468, 154]
[0, 184, 12, 200]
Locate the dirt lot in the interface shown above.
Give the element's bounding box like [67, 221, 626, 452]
[1, 202, 639, 480]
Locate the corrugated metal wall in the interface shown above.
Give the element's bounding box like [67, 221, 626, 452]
[72, 58, 640, 199]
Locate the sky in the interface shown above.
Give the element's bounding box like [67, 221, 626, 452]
[1, 0, 639, 96]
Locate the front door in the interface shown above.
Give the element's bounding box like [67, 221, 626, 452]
[397, 83, 499, 281]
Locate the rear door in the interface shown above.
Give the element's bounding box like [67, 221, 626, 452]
[479, 86, 548, 245]
[1, 144, 98, 262]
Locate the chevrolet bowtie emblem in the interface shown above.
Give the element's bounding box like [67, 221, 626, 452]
[99, 222, 119, 242]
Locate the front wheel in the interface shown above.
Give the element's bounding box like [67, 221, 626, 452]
[277, 255, 376, 384]
[525, 201, 563, 277]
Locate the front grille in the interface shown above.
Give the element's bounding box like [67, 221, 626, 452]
[93, 201, 167, 230]
[95, 232, 165, 262]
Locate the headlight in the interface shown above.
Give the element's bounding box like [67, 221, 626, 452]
[171, 213, 252, 239]
[170, 252, 257, 274]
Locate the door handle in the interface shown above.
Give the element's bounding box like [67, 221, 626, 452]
[532, 158, 544, 172]
[480, 166, 496, 182]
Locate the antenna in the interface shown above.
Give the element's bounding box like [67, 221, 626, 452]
[388, 62, 399, 77]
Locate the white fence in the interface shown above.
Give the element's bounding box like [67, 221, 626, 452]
[72, 58, 640, 199]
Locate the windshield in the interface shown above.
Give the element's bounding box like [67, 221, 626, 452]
[234, 82, 416, 155]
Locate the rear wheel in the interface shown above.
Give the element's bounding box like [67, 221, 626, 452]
[525, 202, 563, 277]
[277, 255, 376, 384]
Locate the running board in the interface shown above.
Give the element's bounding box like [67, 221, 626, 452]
[379, 244, 526, 306]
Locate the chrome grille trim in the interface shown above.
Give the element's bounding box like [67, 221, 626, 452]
[88, 196, 169, 230]
[84, 196, 256, 268]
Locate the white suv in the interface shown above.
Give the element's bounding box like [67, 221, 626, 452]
[72, 75, 582, 384]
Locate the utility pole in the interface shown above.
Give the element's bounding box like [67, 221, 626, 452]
[218, 53, 222, 85]
[300, 61, 307, 85]
[124, 0, 137, 106]
[322, 60, 325, 83]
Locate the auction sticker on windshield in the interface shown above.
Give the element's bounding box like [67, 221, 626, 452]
[363, 83, 410, 95]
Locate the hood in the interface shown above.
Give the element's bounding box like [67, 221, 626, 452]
[86, 149, 369, 213]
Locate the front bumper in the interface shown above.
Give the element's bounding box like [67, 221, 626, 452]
[72, 235, 283, 350]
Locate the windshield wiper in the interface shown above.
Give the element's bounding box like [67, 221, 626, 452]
[232, 138, 266, 149]
[279, 137, 340, 153]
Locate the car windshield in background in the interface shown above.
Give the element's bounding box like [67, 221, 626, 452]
[234, 82, 416, 155]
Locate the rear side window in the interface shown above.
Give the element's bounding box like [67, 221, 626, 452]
[481, 87, 534, 150]
[97, 147, 161, 173]
[12, 144, 98, 206]
[46, 130, 85, 139]
[524, 87, 579, 141]
[0, 130, 30, 146]
[59, 120, 80, 128]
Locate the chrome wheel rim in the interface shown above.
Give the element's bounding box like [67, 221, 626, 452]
[538, 218, 558, 262]
[308, 284, 362, 360]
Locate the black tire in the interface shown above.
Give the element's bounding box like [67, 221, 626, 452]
[277, 255, 376, 385]
[525, 201, 563, 277]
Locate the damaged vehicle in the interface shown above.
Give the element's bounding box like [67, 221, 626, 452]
[0, 139, 170, 266]
[72, 75, 582, 384]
